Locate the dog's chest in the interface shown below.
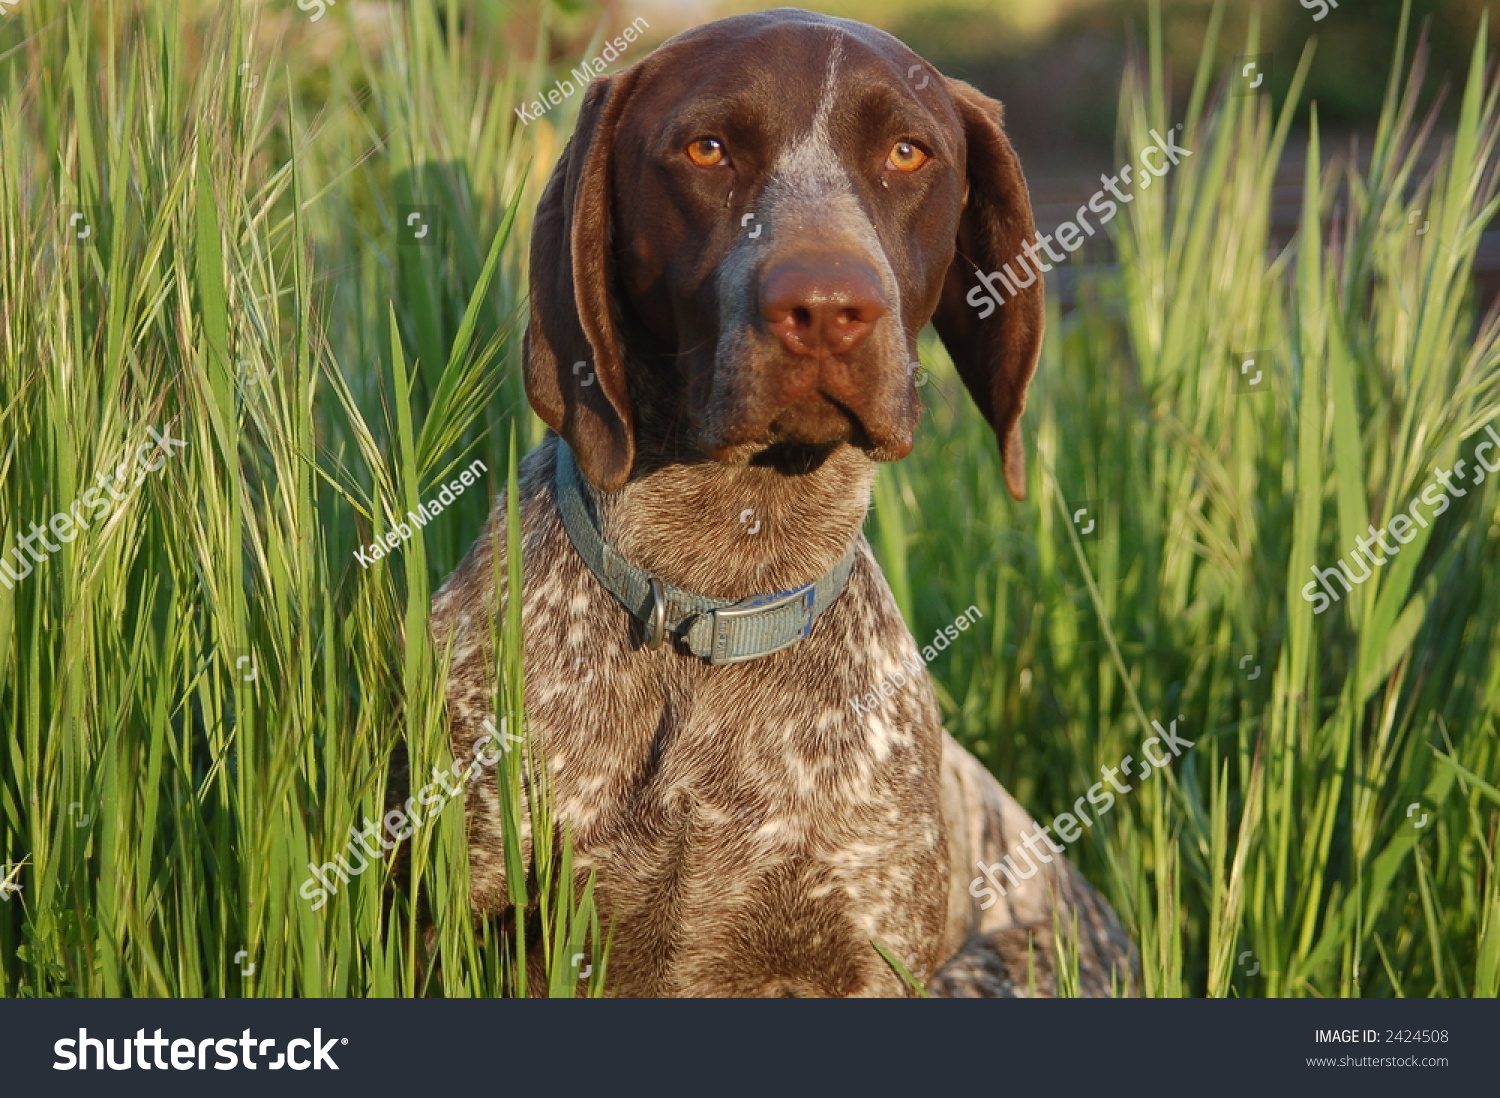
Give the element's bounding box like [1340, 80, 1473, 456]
[520, 537, 951, 993]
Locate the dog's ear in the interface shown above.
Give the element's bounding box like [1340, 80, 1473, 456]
[524, 70, 641, 491]
[930, 79, 1044, 502]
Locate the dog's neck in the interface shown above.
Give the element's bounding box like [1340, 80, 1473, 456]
[575, 439, 875, 601]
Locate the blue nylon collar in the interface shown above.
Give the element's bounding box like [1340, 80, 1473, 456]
[552, 440, 856, 664]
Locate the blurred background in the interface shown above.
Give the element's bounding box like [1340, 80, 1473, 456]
[581, 0, 1500, 145]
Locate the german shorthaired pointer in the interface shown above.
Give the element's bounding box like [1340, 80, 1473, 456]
[431, 7, 1137, 997]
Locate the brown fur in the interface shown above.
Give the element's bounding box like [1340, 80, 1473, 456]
[431, 8, 1137, 997]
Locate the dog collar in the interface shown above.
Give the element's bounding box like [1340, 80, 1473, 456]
[553, 440, 856, 664]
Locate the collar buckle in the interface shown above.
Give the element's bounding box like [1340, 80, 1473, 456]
[706, 584, 818, 665]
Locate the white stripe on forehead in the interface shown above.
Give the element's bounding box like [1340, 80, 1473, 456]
[771, 32, 847, 190]
[808, 35, 845, 145]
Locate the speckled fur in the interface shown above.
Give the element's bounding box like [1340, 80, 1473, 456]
[429, 9, 1138, 997]
[431, 436, 1136, 996]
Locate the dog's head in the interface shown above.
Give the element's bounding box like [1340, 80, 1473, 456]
[524, 8, 1043, 500]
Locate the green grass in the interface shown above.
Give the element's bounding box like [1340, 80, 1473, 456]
[1, 0, 1497, 998]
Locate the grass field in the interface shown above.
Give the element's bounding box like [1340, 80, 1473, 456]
[1, 0, 1497, 997]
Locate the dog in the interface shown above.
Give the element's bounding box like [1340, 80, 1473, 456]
[430, 7, 1138, 997]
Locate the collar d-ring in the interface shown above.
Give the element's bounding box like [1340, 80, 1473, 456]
[645, 577, 667, 649]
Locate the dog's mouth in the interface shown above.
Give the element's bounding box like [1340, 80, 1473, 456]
[770, 390, 873, 445]
[746, 439, 840, 475]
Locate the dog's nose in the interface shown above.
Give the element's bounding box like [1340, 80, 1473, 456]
[759, 259, 887, 356]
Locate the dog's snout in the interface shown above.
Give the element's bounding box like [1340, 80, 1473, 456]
[759, 259, 887, 357]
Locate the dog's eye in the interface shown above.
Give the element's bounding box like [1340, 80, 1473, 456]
[886, 141, 928, 173]
[686, 137, 727, 168]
